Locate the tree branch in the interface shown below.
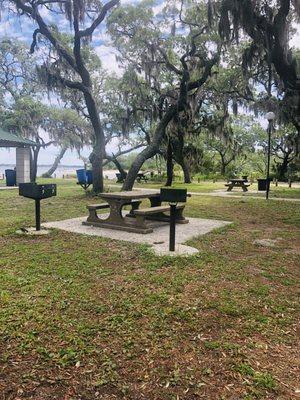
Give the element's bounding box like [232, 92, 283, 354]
[156, 47, 183, 76]
[12, 0, 78, 73]
[42, 67, 90, 92]
[103, 143, 145, 165]
[79, 0, 120, 38]
[188, 53, 220, 91]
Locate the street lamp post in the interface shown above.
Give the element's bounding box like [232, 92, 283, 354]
[265, 112, 275, 200]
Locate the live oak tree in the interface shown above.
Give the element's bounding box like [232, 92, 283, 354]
[168, 43, 256, 183]
[47, 52, 148, 179]
[223, 30, 300, 181]
[205, 115, 259, 175]
[100, 73, 148, 179]
[172, 41, 256, 177]
[0, 94, 89, 181]
[273, 125, 299, 179]
[0, 39, 37, 100]
[205, 118, 239, 176]
[36, 30, 144, 184]
[4, 0, 119, 193]
[218, 0, 300, 134]
[42, 108, 91, 177]
[0, 97, 52, 181]
[108, 0, 221, 190]
[0, 40, 56, 181]
[163, 98, 205, 186]
[256, 122, 299, 179]
[3, 0, 298, 186]
[0, 38, 89, 181]
[0, 39, 42, 181]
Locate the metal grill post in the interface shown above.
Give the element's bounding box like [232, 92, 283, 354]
[35, 199, 41, 231]
[169, 203, 177, 252]
[266, 121, 271, 200]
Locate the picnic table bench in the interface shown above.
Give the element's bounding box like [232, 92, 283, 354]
[86, 199, 142, 223]
[133, 204, 185, 230]
[84, 190, 188, 234]
[225, 179, 251, 192]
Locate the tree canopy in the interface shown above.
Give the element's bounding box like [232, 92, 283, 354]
[0, 0, 299, 184]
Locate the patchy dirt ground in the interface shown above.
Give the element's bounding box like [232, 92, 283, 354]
[0, 182, 299, 399]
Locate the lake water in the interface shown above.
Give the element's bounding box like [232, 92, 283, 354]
[0, 165, 118, 180]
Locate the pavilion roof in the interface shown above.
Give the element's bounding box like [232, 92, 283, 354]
[0, 128, 37, 147]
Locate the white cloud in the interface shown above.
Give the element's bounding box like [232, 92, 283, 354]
[94, 44, 122, 75]
[92, 29, 112, 44]
[121, 0, 141, 4]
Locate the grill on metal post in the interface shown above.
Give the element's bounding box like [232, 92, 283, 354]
[19, 183, 57, 231]
[160, 188, 188, 252]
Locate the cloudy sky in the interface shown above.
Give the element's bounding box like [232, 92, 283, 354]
[0, 1, 299, 167]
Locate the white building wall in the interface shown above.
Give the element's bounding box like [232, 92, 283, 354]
[16, 147, 31, 184]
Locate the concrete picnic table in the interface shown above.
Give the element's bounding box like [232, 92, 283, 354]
[83, 190, 188, 234]
[225, 179, 250, 192]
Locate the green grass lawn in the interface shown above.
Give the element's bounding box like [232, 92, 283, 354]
[1, 177, 300, 199]
[133, 179, 227, 192]
[228, 186, 300, 199]
[117, 179, 300, 199]
[0, 179, 299, 399]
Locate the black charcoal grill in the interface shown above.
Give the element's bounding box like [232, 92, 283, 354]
[19, 183, 56, 230]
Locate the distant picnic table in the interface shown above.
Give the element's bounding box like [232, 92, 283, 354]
[136, 172, 148, 183]
[225, 179, 250, 192]
[116, 172, 148, 183]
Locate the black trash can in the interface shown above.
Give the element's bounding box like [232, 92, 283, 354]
[257, 178, 270, 191]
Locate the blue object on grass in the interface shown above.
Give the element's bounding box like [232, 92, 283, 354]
[86, 170, 93, 184]
[76, 169, 93, 190]
[5, 169, 17, 186]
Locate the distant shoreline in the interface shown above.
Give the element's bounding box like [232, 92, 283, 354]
[0, 164, 83, 168]
[0, 165, 118, 179]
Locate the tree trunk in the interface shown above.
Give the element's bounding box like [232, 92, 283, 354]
[107, 155, 127, 180]
[277, 153, 289, 180]
[122, 105, 178, 191]
[220, 156, 226, 175]
[180, 159, 191, 183]
[30, 147, 40, 182]
[165, 138, 174, 186]
[121, 51, 218, 191]
[89, 145, 104, 193]
[172, 131, 191, 184]
[85, 92, 105, 193]
[42, 146, 67, 178]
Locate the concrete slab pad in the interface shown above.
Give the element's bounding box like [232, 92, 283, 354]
[152, 243, 200, 257]
[16, 227, 50, 235]
[0, 186, 18, 190]
[43, 215, 232, 256]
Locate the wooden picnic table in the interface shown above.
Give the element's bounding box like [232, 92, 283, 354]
[225, 179, 250, 192]
[83, 190, 188, 233]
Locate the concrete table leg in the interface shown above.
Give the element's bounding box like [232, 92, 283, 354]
[84, 198, 153, 233]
